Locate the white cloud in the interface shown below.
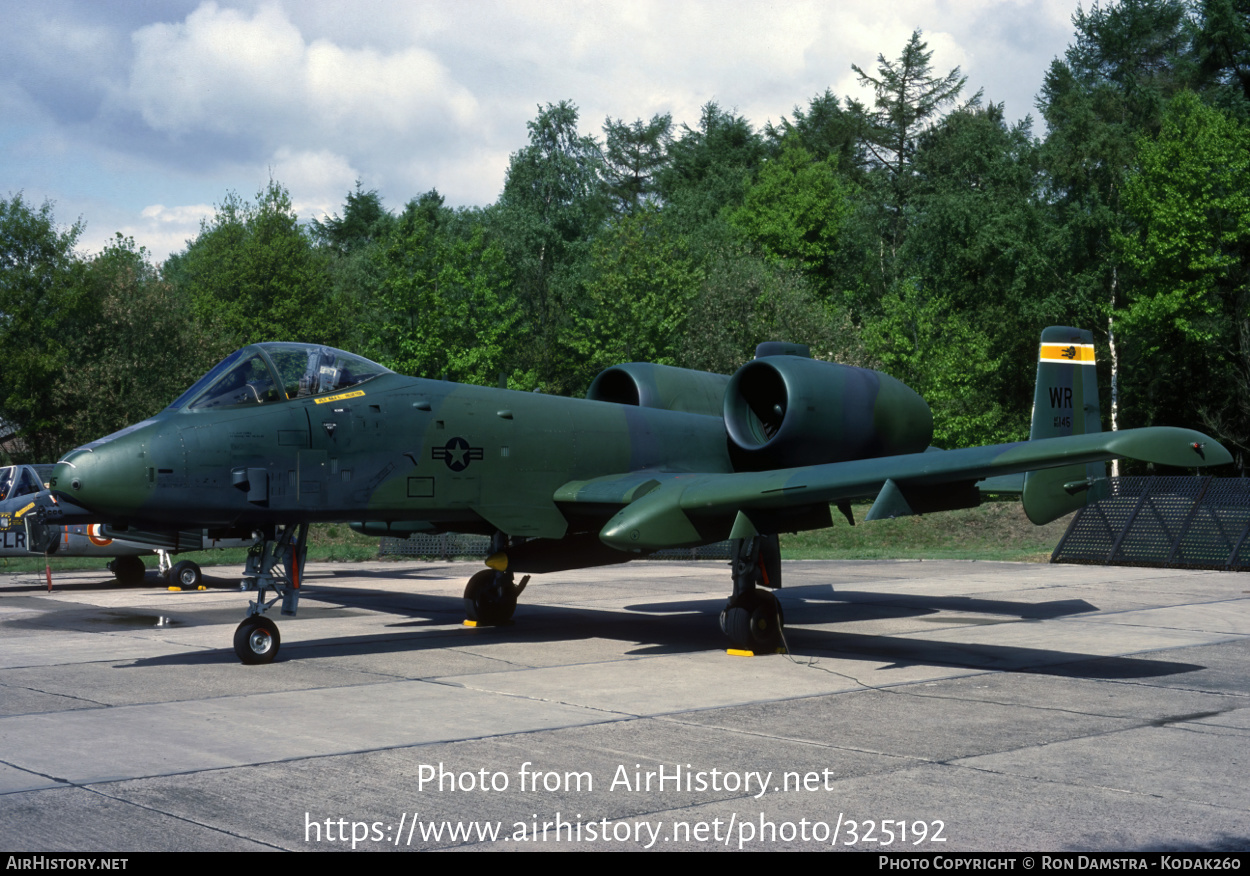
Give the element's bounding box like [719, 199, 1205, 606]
[127, 2, 479, 146]
[139, 203, 216, 224]
[78, 202, 219, 262]
[268, 147, 359, 221]
[13, 0, 1083, 261]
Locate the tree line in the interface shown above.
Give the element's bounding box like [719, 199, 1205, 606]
[3, 0, 1249, 469]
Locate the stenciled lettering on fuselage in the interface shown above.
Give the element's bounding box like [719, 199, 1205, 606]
[0, 518, 27, 550]
[432, 437, 484, 473]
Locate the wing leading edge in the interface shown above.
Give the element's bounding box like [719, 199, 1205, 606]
[562, 426, 1229, 552]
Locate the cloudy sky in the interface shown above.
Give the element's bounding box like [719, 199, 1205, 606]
[3, 0, 1082, 261]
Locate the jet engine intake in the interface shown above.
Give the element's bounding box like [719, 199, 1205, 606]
[724, 357, 933, 471]
[587, 362, 730, 418]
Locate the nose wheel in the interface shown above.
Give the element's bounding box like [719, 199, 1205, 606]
[234, 616, 280, 664]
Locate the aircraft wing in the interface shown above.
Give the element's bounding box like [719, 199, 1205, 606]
[557, 426, 1229, 551]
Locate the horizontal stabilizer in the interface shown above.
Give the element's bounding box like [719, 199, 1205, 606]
[977, 473, 1025, 494]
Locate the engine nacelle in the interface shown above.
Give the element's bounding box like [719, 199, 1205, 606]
[587, 362, 730, 418]
[724, 356, 933, 471]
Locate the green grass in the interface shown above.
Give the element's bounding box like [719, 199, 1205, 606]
[0, 502, 1069, 577]
[0, 523, 382, 576]
[780, 500, 1068, 562]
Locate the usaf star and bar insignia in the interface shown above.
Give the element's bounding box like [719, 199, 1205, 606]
[432, 437, 485, 472]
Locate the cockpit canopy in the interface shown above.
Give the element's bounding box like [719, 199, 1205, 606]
[0, 465, 44, 503]
[168, 343, 393, 411]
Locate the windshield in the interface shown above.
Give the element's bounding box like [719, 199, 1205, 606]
[261, 343, 391, 400]
[166, 349, 244, 410]
[169, 344, 393, 411]
[0, 465, 42, 502]
[186, 353, 283, 410]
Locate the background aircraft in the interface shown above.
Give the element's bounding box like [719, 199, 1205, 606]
[39, 328, 1230, 663]
[2, 463, 244, 587]
[3, 463, 154, 583]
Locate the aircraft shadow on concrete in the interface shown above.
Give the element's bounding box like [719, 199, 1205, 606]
[0, 573, 140, 594]
[331, 565, 500, 583]
[1145, 835, 1250, 853]
[97, 579, 1204, 681]
[1, 570, 239, 594]
[0, 563, 459, 595]
[630, 584, 1100, 624]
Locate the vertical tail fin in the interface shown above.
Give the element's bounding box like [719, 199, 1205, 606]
[1022, 327, 1109, 523]
[1029, 327, 1099, 441]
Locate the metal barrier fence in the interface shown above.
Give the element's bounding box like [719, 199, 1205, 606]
[1051, 476, 1250, 571]
[379, 533, 733, 562]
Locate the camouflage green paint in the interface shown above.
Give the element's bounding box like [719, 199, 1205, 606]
[49, 339, 1230, 562]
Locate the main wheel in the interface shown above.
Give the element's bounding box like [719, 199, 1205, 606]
[464, 569, 517, 625]
[170, 560, 203, 589]
[234, 616, 280, 664]
[108, 555, 146, 587]
[723, 589, 784, 653]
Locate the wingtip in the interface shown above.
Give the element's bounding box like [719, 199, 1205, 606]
[1108, 427, 1233, 469]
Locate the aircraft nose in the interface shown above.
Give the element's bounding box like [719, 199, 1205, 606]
[52, 431, 153, 521]
[53, 450, 91, 493]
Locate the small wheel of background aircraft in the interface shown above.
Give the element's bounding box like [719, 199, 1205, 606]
[107, 555, 147, 586]
[168, 559, 203, 589]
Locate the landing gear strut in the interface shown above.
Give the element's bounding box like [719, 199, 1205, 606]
[721, 534, 784, 653]
[232, 522, 308, 664]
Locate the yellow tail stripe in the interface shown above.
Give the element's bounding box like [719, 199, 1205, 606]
[1039, 343, 1096, 364]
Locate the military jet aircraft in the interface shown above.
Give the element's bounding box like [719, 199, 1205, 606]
[2, 463, 155, 583]
[42, 328, 1230, 664]
[2, 463, 247, 587]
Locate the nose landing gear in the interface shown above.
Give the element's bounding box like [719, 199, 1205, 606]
[231, 522, 307, 664]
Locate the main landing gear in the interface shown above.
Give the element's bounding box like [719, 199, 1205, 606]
[233, 522, 308, 664]
[720, 534, 785, 653]
[464, 532, 529, 625]
[108, 555, 147, 586]
[156, 550, 203, 588]
[456, 531, 784, 652]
